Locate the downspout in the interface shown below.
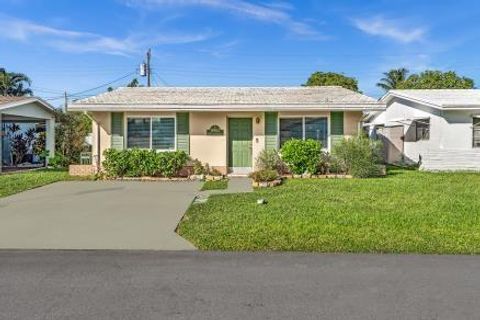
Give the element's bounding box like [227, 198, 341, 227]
[84, 112, 101, 174]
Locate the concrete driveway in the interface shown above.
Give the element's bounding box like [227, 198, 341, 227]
[0, 181, 201, 250]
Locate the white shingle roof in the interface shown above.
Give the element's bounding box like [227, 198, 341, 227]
[70, 86, 384, 111]
[383, 89, 480, 109]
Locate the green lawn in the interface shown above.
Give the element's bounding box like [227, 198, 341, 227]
[0, 169, 85, 198]
[201, 179, 229, 191]
[178, 168, 480, 254]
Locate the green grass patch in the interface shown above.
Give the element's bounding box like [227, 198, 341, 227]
[201, 179, 229, 191]
[178, 168, 480, 254]
[0, 169, 88, 198]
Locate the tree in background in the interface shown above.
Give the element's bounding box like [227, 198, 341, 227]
[377, 68, 409, 92]
[304, 71, 359, 92]
[0, 67, 33, 96]
[397, 70, 474, 89]
[106, 78, 141, 92]
[53, 109, 92, 165]
[127, 78, 140, 87]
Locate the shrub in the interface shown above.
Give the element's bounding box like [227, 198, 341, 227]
[332, 136, 383, 178]
[317, 152, 333, 175]
[255, 149, 283, 171]
[48, 152, 70, 168]
[191, 158, 205, 175]
[249, 169, 279, 182]
[209, 169, 223, 176]
[157, 151, 189, 178]
[280, 139, 322, 174]
[54, 109, 91, 165]
[102, 149, 188, 178]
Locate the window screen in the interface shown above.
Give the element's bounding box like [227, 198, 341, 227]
[127, 118, 150, 148]
[152, 118, 175, 150]
[305, 117, 328, 148]
[473, 118, 480, 148]
[415, 119, 430, 141]
[280, 118, 303, 147]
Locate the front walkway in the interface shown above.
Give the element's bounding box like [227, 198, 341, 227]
[195, 177, 252, 203]
[0, 181, 201, 250]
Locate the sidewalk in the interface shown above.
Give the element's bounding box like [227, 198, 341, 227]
[195, 177, 252, 203]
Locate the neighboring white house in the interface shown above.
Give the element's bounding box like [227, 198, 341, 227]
[366, 89, 480, 171]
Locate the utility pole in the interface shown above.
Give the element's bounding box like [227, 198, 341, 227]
[146, 48, 151, 87]
[64, 91, 68, 112]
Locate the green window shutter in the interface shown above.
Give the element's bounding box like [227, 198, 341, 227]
[265, 112, 278, 150]
[176, 112, 190, 154]
[330, 111, 344, 148]
[111, 112, 124, 150]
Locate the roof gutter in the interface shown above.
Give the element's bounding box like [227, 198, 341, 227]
[69, 104, 386, 112]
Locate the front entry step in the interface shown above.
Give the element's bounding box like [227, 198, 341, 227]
[228, 167, 252, 176]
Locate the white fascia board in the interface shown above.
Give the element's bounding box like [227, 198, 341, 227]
[381, 92, 443, 110]
[69, 104, 386, 112]
[0, 98, 56, 114]
[442, 105, 480, 110]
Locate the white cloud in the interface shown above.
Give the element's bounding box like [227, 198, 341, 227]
[0, 15, 215, 56]
[353, 16, 426, 43]
[198, 40, 240, 57]
[123, 0, 326, 40]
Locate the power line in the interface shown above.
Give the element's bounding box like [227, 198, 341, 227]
[42, 71, 136, 101]
[70, 71, 136, 96]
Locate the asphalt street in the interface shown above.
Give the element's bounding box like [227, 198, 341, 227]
[1, 250, 479, 320]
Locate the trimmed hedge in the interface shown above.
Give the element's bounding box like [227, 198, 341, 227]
[102, 148, 188, 178]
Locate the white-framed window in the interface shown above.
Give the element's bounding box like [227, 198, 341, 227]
[473, 117, 480, 148]
[126, 117, 176, 151]
[279, 117, 328, 148]
[414, 119, 430, 141]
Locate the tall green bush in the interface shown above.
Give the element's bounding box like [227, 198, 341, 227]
[280, 139, 322, 174]
[102, 149, 188, 178]
[332, 136, 383, 178]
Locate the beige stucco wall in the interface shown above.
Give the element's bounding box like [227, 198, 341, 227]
[90, 112, 111, 166]
[344, 111, 363, 137]
[190, 112, 265, 169]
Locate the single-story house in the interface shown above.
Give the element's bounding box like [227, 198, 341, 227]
[365, 89, 480, 171]
[0, 96, 55, 172]
[70, 86, 385, 174]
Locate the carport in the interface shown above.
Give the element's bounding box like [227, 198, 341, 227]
[0, 96, 55, 172]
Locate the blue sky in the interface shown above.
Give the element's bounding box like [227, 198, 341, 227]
[1, 0, 479, 106]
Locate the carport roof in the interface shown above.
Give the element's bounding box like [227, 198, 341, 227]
[0, 96, 56, 113]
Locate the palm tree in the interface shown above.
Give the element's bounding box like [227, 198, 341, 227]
[377, 68, 409, 92]
[0, 68, 33, 96]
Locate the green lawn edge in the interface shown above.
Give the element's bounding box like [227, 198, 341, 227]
[0, 169, 91, 198]
[200, 179, 229, 191]
[178, 168, 480, 254]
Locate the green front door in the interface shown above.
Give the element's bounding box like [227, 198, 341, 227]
[228, 118, 253, 169]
